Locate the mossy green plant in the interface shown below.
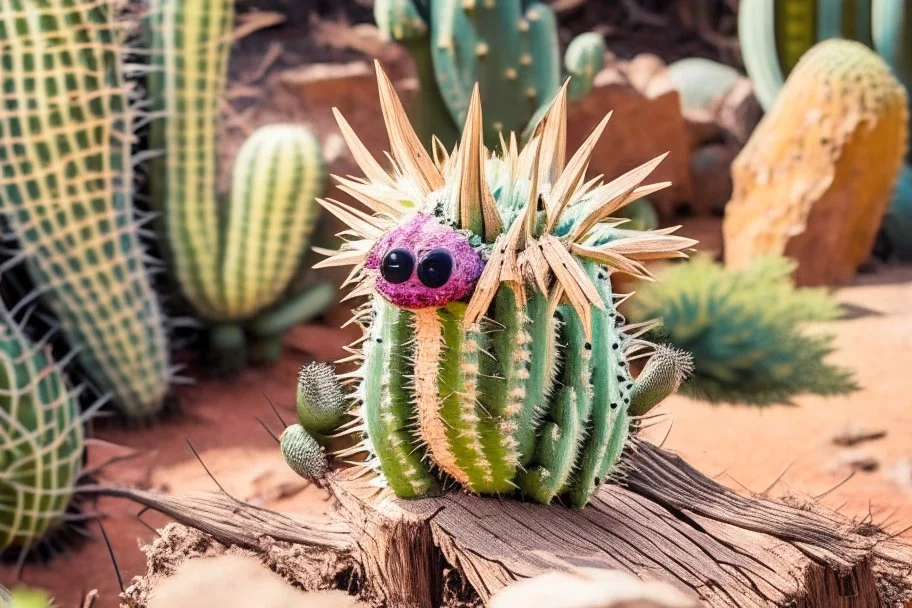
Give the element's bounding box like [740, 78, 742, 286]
[0, 0, 172, 418]
[147, 0, 333, 371]
[626, 255, 858, 406]
[282, 64, 695, 507]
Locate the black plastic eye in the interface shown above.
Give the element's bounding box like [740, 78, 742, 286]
[417, 248, 453, 289]
[380, 248, 414, 284]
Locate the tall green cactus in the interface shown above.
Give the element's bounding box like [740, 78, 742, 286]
[739, 0, 910, 135]
[374, 0, 606, 148]
[0, 0, 171, 418]
[0, 304, 91, 555]
[147, 0, 332, 370]
[281, 64, 695, 507]
[626, 255, 858, 406]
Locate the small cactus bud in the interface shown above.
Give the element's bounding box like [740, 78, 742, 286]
[280, 424, 329, 480]
[628, 345, 694, 417]
[296, 362, 348, 435]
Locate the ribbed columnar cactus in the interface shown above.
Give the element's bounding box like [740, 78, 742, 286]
[627, 255, 857, 405]
[374, 0, 606, 148]
[148, 0, 331, 369]
[280, 63, 694, 507]
[0, 0, 171, 417]
[0, 306, 89, 555]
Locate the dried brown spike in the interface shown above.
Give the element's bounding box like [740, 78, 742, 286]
[373, 60, 444, 195]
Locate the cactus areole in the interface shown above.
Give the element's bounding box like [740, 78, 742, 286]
[297, 62, 695, 507]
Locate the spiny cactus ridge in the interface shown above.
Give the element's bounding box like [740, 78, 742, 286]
[374, 0, 606, 147]
[626, 255, 858, 406]
[283, 63, 695, 507]
[0, 303, 96, 555]
[0, 0, 172, 417]
[147, 0, 331, 369]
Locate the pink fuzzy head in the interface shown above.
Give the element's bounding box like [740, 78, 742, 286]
[365, 214, 484, 310]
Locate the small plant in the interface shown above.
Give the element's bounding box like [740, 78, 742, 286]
[147, 0, 333, 370]
[626, 255, 858, 406]
[0, 303, 95, 557]
[374, 0, 606, 148]
[0, 0, 172, 418]
[280, 64, 695, 507]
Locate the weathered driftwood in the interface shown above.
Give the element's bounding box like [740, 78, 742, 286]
[90, 442, 912, 608]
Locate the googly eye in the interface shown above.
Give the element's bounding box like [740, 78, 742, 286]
[380, 248, 414, 284]
[416, 248, 453, 289]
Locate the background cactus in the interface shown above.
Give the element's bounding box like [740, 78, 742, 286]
[626, 255, 857, 406]
[738, 0, 912, 258]
[374, 0, 606, 149]
[0, 0, 172, 418]
[0, 302, 92, 556]
[147, 0, 333, 370]
[283, 64, 695, 508]
[723, 39, 908, 286]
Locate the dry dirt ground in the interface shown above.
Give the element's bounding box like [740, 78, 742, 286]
[2, 220, 911, 607]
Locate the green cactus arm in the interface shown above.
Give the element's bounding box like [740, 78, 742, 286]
[0, 307, 88, 552]
[873, 0, 911, 91]
[524, 3, 562, 111]
[360, 298, 436, 498]
[295, 362, 348, 437]
[280, 424, 329, 481]
[0, 0, 170, 417]
[222, 125, 326, 320]
[738, 0, 787, 111]
[430, 0, 476, 129]
[147, 0, 234, 317]
[564, 32, 605, 101]
[627, 344, 694, 418]
[10, 587, 53, 608]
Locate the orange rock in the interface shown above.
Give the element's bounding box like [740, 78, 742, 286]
[723, 40, 908, 286]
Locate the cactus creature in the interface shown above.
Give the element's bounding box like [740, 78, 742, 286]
[147, 0, 332, 370]
[281, 62, 694, 507]
[374, 0, 606, 149]
[0, 300, 97, 556]
[0, 0, 172, 418]
[627, 255, 857, 406]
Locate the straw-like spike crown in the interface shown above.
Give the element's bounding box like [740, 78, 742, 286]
[288, 62, 695, 507]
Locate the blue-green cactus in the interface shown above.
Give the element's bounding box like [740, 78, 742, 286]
[626, 255, 858, 406]
[374, 0, 606, 148]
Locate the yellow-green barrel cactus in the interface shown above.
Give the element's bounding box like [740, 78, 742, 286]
[0, 305, 91, 556]
[147, 0, 332, 370]
[0, 0, 171, 417]
[374, 0, 606, 148]
[280, 64, 695, 507]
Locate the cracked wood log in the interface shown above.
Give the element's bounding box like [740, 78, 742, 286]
[89, 442, 912, 608]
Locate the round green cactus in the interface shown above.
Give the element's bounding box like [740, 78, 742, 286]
[280, 424, 329, 481]
[0, 311, 87, 554]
